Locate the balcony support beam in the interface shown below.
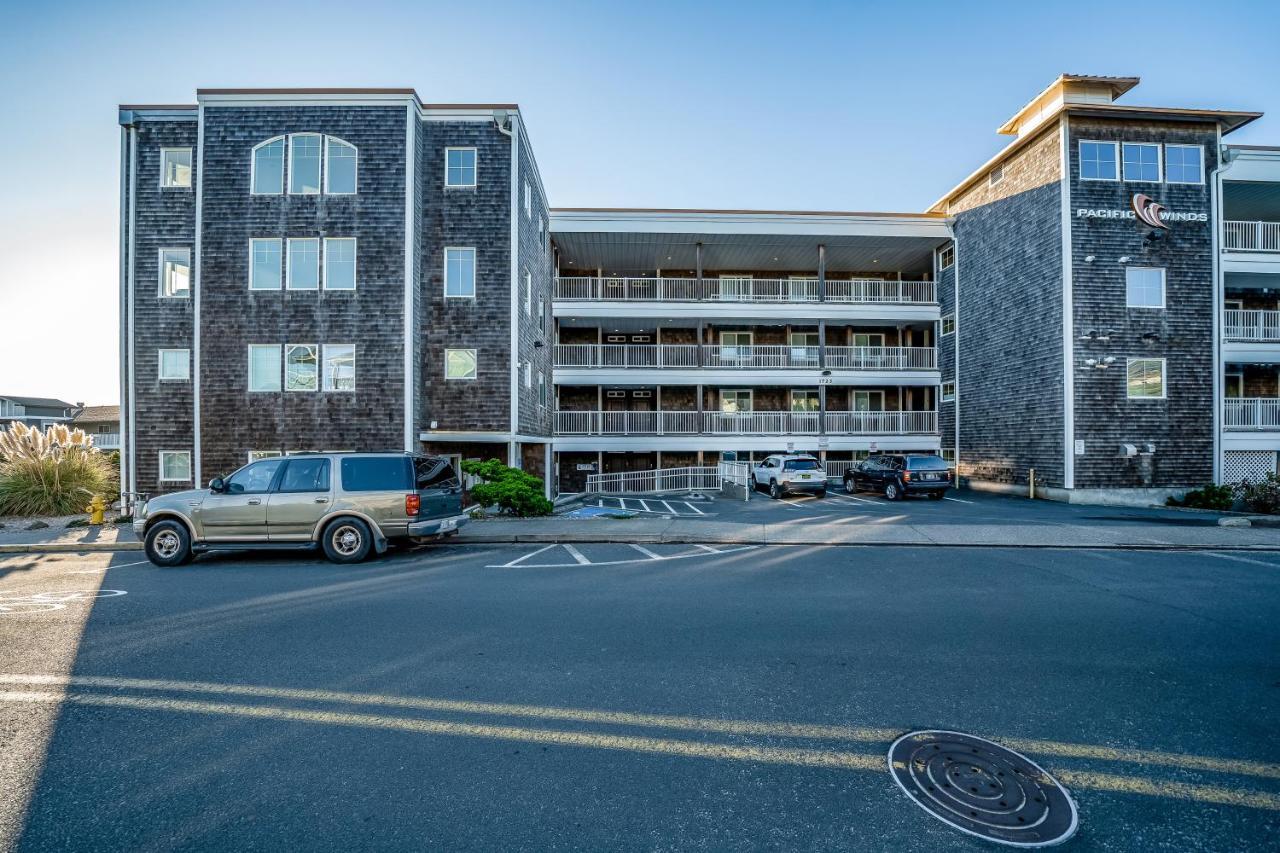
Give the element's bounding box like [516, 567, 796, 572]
[818, 244, 826, 303]
[695, 242, 703, 301]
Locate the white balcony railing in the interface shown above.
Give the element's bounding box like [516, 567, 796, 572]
[556, 410, 937, 436]
[91, 432, 121, 449]
[823, 410, 938, 434]
[554, 344, 936, 370]
[703, 410, 822, 434]
[1223, 398, 1280, 430]
[1224, 221, 1280, 253]
[1224, 309, 1280, 342]
[554, 276, 936, 304]
[556, 410, 701, 435]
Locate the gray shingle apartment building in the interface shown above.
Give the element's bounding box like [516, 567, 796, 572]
[118, 76, 1280, 505]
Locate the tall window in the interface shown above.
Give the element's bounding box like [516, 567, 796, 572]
[160, 148, 192, 188]
[445, 247, 476, 298]
[289, 134, 322, 194]
[1126, 358, 1166, 399]
[323, 344, 356, 391]
[285, 344, 319, 391]
[158, 248, 190, 298]
[324, 238, 356, 290]
[941, 314, 956, 336]
[158, 348, 190, 381]
[538, 371, 546, 408]
[1122, 143, 1160, 182]
[445, 348, 477, 380]
[942, 382, 956, 402]
[248, 344, 282, 392]
[524, 180, 532, 218]
[790, 390, 819, 411]
[325, 138, 357, 194]
[252, 138, 285, 194]
[538, 297, 545, 334]
[159, 451, 192, 482]
[1166, 144, 1204, 184]
[250, 238, 282, 290]
[1080, 141, 1118, 181]
[524, 270, 532, 315]
[720, 389, 751, 413]
[1125, 267, 1165, 308]
[287, 238, 320, 290]
[445, 147, 477, 187]
[939, 245, 954, 270]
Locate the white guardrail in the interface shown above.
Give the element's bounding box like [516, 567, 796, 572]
[554, 344, 936, 370]
[1224, 398, 1280, 430]
[554, 277, 936, 304]
[1224, 221, 1280, 253]
[1224, 309, 1280, 342]
[585, 463, 752, 495]
[555, 410, 938, 435]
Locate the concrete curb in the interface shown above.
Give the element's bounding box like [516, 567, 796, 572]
[0, 542, 143, 554]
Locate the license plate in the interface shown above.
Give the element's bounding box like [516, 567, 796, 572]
[441, 518, 455, 531]
[923, 474, 937, 481]
[799, 474, 811, 479]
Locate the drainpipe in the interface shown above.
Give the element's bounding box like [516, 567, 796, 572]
[1212, 128, 1230, 485]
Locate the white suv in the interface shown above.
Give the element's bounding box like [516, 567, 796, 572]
[750, 454, 826, 499]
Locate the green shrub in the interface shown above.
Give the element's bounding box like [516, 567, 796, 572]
[1166, 484, 1234, 511]
[1236, 473, 1280, 515]
[460, 458, 553, 517]
[0, 423, 114, 517]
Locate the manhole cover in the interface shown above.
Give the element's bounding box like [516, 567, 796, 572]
[888, 730, 1078, 848]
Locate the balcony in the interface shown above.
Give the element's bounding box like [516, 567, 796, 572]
[1224, 221, 1280, 253]
[1225, 309, 1280, 342]
[92, 432, 121, 449]
[554, 276, 936, 305]
[553, 344, 936, 371]
[555, 409, 937, 436]
[1224, 398, 1280, 431]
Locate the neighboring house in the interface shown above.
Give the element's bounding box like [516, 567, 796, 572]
[0, 396, 77, 430]
[73, 405, 121, 450]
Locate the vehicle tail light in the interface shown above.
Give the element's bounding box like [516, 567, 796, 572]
[405, 494, 420, 516]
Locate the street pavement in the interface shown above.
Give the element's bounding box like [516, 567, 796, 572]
[0, 544, 1278, 850]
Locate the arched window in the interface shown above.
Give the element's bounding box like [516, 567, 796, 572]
[251, 137, 285, 194]
[325, 137, 357, 194]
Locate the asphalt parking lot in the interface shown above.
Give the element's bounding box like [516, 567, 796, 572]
[1, 543, 1278, 850]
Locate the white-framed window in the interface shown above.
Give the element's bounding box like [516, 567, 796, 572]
[538, 371, 546, 408]
[1125, 266, 1165, 309]
[248, 450, 283, 462]
[720, 389, 752, 413]
[287, 238, 320, 290]
[444, 247, 476, 298]
[445, 348, 477, 380]
[942, 382, 956, 402]
[159, 450, 192, 482]
[1165, 144, 1204, 184]
[852, 332, 885, 348]
[158, 248, 190, 298]
[1080, 140, 1119, 181]
[853, 390, 885, 412]
[524, 270, 532, 315]
[324, 137, 357, 194]
[249, 238, 282, 291]
[285, 344, 319, 391]
[538, 297, 545, 334]
[1126, 358, 1166, 399]
[939, 244, 954, 270]
[989, 165, 1004, 187]
[445, 147, 477, 187]
[248, 344, 282, 392]
[252, 137, 286, 194]
[1122, 142, 1161, 183]
[1225, 370, 1243, 398]
[288, 133, 323, 195]
[158, 348, 190, 381]
[524, 361, 532, 388]
[322, 344, 355, 391]
[160, 147, 192, 188]
[790, 389, 819, 412]
[941, 313, 956, 336]
[324, 238, 356, 291]
[538, 216, 545, 238]
[524, 180, 532, 218]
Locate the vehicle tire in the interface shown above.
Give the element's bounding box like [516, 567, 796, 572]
[928, 491, 945, 501]
[844, 476, 857, 494]
[322, 517, 373, 564]
[815, 490, 826, 499]
[749, 475, 758, 492]
[144, 519, 193, 567]
[769, 480, 782, 500]
[884, 481, 901, 501]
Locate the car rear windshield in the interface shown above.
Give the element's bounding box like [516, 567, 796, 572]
[784, 459, 821, 471]
[907, 456, 950, 471]
[414, 456, 459, 490]
[340, 457, 410, 491]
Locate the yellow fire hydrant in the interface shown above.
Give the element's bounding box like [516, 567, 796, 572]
[86, 495, 107, 526]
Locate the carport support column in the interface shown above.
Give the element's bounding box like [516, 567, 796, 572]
[545, 443, 554, 499]
[508, 440, 520, 469]
[818, 319, 826, 369]
[697, 383, 704, 433]
[818, 244, 826, 302]
[697, 319, 705, 367]
[696, 242, 704, 300]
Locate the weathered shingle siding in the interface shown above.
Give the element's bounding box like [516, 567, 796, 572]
[198, 105, 408, 478]
[515, 126, 554, 437]
[418, 121, 512, 433]
[950, 125, 1066, 487]
[129, 119, 197, 493]
[1066, 117, 1217, 488]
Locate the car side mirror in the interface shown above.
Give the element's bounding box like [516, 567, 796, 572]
[208, 477, 225, 493]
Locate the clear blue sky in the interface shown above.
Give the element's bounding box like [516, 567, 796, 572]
[1, 0, 1276, 405]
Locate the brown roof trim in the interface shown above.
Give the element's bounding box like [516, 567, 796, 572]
[118, 104, 197, 110]
[421, 103, 519, 110]
[1228, 144, 1280, 152]
[550, 207, 947, 219]
[197, 87, 418, 96]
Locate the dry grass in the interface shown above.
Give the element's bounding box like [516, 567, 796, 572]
[0, 423, 115, 517]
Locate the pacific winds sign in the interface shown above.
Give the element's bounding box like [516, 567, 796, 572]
[1076, 193, 1207, 227]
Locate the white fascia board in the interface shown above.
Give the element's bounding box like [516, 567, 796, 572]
[1222, 256, 1280, 274]
[1221, 432, 1280, 451]
[552, 369, 942, 386]
[552, 435, 941, 453]
[1221, 150, 1280, 182]
[549, 211, 951, 241]
[1221, 342, 1280, 364]
[197, 93, 418, 108]
[552, 302, 940, 323]
[419, 431, 549, 444]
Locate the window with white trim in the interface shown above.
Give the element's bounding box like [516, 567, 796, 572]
[1122, 143, 1161, 183]
[524, 361, 532, 388]
[248, 344, 282, 392]
[288, 134, 322, 195]
[1125, 267, 1165, 308]
[325, 137, 357, 194]
[538, 297, 545, 334]
[538, 371, 546, 408]
[445, 247, 476, 298]
[445, 348, 477, 380]
[324, 238, 356, 291]
[252, 138, 285, 194]
[941, 314, 956, 336]
[1165, 144, 1204, 184]
[250, 238, 282, 291]
[939, 244, 954, 270]
[287, 238, 320, 290]
[445, 147, 477, 187]
[253, 134, 356, 195]
[248, 450, 283, 462]
[159, 450, 192, 482]
[160, 147, 192, 188]
[322, 344, 355, 391]
[1126, 358, 1165, 399]
[158, 248, 190, 298]
[285, 344, 319, 391]
[524, 270, 532, 315]
[158, 348, 190, 381]
[1080, 141, 1119, 181]
[524, 180, 531, 218]
[942, 382, 955, 402]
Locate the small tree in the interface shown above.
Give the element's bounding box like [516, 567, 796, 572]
[1237, 473, 1280, 515]
[460, 458, 553, 517]
[0, 423, 114, 517]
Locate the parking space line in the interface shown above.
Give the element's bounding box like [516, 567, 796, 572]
[562, 544, 591, 565]
[1204, 552, 1280, 568]
[660, 501, 675, 514]
[498, 544, 558, 568]
[683, 501, 705, 515]
[692, 544, 721, 553]
[628, 544, 662, 560]
[943, 496, 975, 504]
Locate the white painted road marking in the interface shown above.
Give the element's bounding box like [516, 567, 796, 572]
[1204, 552, 1280, 568]
[628, 544, 662, 560]
[943, 496, 975, 504]
[497, 544, 557, 568]
[562, 544, 591, 565]
[487, 544, 758, 569]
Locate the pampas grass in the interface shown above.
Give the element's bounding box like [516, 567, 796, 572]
[0, 422, 114, 517]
